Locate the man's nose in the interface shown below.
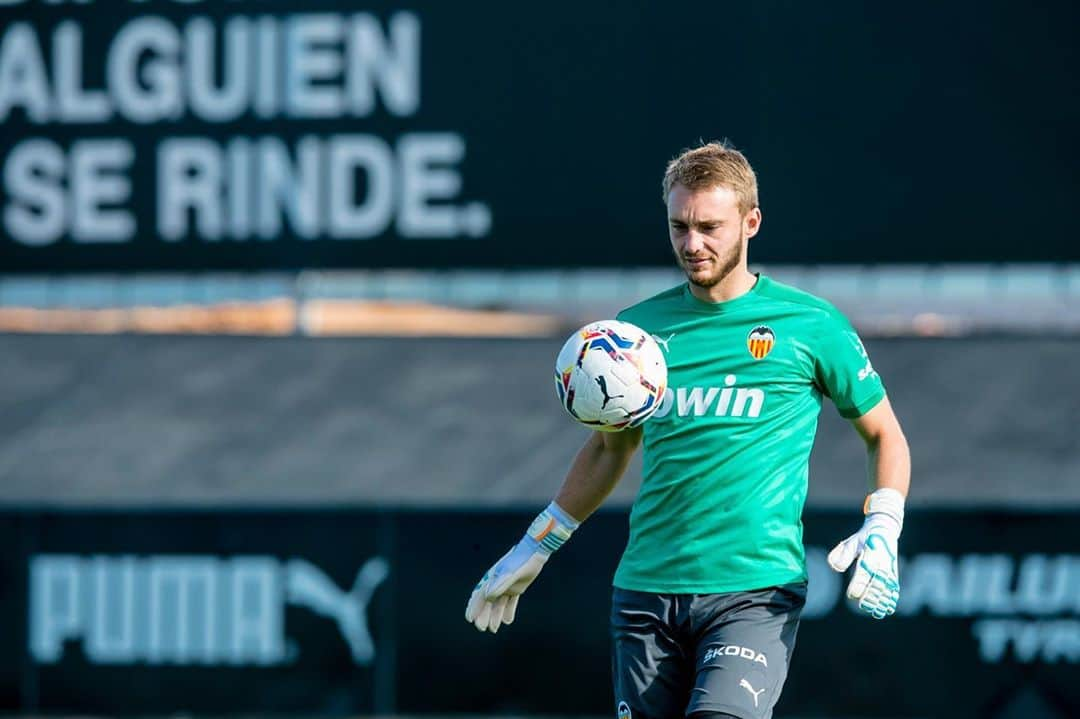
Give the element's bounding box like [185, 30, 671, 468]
[683, 230, 706, 254]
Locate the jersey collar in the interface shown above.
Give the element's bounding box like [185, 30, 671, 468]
[682, 273, 769, 313]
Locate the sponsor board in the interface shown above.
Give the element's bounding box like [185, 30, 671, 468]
[1, 1, 1076, 271]
[803, 548, 1080, 664]
[0, 508, 1075, 717]
[30, 554, 388, 666]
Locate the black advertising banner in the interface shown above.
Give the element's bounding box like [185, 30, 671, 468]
[0, 508, 1077, 718]
[10, 511, 389, 714]
[400, 510, 1080, 718]
[0, 0, 1077, 272]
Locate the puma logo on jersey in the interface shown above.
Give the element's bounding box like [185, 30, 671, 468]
[650, 375, 765, 419]
[651, 333, 676, 353]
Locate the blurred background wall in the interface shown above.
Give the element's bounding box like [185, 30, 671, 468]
[0, 1, 1077, 718]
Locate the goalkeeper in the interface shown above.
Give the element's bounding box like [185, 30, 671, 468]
[465, 142, 911, 719]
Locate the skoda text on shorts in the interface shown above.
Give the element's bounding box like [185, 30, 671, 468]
[465, 142, 912, 719]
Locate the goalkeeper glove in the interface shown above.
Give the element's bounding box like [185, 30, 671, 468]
[827, 487, 904, 619]
[464, 501, 579, 633]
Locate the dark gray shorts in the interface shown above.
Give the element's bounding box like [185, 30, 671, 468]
[611, 583, 806, 719]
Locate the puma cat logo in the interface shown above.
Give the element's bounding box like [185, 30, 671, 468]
[595, 375, 624, 409]
[651, 333, 676, 353]
[739, 678, 765, 707]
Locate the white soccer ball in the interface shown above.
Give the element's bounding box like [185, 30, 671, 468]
[554, 320, 668, 432]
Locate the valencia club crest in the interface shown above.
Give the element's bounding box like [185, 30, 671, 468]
[747, 325, 775, 360]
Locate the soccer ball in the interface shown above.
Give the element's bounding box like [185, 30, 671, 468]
[554, 320, 668, 432]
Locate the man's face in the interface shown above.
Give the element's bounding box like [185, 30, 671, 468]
[667, 184, 761, 288]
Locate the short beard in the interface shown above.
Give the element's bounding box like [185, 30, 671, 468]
[678, 231, 745, 289]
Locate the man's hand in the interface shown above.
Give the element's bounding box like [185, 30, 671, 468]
[465, 542, 545, 633]
[827, 488, 904, 619]
[465, 502, 579, 633]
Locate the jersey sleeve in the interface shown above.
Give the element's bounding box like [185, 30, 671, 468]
[813, 311, 886, 418]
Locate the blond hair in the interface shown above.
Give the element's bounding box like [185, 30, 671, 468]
[661, 141, 759, 214]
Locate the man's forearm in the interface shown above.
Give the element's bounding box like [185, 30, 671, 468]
[465, 430, 636, 633]
[832, 416, 910, 620]
[866, 429, 911, 498]
[555, 432, 638, 522]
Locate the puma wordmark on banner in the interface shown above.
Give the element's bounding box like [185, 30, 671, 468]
[29, 554, 389, 667]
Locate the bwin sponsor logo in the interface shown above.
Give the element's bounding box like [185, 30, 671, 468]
[704, 644, 768, 667]
[29, 554, 389, 667]
[651, 375, 765, 419]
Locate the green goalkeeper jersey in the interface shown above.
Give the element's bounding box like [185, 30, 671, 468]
[613, 274, 886, 593]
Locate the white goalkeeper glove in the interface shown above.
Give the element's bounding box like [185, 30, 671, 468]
[827, 487, 904, 620]
[464, 501, 579, 633]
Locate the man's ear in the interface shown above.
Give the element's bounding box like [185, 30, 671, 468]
[744, 207, 762, 239]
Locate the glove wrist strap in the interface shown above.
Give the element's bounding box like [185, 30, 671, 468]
[525, 501, 579, 556]
[863, 487, 905, 535]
